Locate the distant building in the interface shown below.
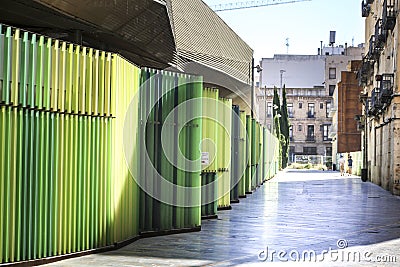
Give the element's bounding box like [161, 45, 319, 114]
[326, 46, 364, 167]
[258, 54, 331, 163]
[336, 61, 363, 154]
[258, 44, 364, 165]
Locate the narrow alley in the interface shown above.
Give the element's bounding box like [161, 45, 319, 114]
[43, 170, 400, 266]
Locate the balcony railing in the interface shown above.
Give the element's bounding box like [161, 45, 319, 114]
[375, 19, 387, 49]
[357, 54, 375, 86]
[369, 35, 381, 60]
[383, 0, 396, 31]
[369, 88, 383, 116]
[307, 111, 315, 118]
[379, 73, 394, 103]
[306, 136, 315, 142]
[362, 0, 371, 17]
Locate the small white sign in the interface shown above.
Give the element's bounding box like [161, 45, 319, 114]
[201, 152, 209, 165]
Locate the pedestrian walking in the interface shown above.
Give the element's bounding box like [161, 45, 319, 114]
[347, 155, 353, 176]
[338, 155, 345, 176]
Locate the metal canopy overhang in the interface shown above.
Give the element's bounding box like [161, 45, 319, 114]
[0, 0, 176, 69]
[0, 0, 253, 94]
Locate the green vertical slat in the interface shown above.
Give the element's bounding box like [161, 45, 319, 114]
[28, 34, 37, 108]
[90, 116, 96, 248]
[82, 116, 88, 250]
[177, 74, 186, 229]
[2, 107, 11, 262]
[0, 24, 4, 104]
[43, 38, 51, 110]
[63, 114, 69, 254]
[105, 117, 112, 245]
[21, 109, 29, 261]
[15, 108, 23, 261]
[10, 108, 17, 262]
[0, 107, 5, 263]
[21, 32, 29, 107]
[191, 75, 202, 226]
[72, 116, 78, 252]
[36, 36, 44, 109]
[57, 113, 64, 256]
[77, 116, 83, 251]
[3, 27, 12, 104]
[27, 110, 35, 260]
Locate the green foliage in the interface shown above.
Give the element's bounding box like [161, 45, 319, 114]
[279, 85, 290, 169]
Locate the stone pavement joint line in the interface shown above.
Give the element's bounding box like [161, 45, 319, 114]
[43, 170, 400, 266]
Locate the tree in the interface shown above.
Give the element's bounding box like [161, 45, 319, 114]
[280, 85, 290, 168]
[272, 87, 281, 137]
[272, 87, 283, 169]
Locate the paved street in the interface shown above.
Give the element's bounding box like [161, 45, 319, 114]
[43, 170, 400, 266]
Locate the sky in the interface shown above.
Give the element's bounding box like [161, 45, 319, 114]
[203, 0, 365, 61]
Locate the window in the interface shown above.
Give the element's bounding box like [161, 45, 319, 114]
[329, 85, 335, 96]
[299, 102, 303, 109]
[323, 124, 331, 141]
[307, 125, 315, 141]
[303, 147, 317, 155]
[326, 101, 331, 118]
[298, 124, 302, 132]
[267, 102, 272, 117]
[320, 102, 324, 109]
[289, 125, 293, 141]
[287, 103, 294, 118]
[308, 103, 315, 118]
[289, 146, 295, 162]
[326, 147, 332, 156]
[329, 68, 336, 79]
[267, 124, 271, 130]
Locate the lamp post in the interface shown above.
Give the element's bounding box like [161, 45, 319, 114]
[279, 69, 286, 106]
[264, 86, 267, 126]
[359, 92, 369, 182]
[251, 58, 263, 118]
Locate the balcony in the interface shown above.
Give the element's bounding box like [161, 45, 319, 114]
[375, 19, 387, 49]
[362, 0, 371, 17]
[383, 0, 396, 31]
[357, 54, 375, 87]
[307, 111, 315, 118]
[378, 73, 394, 103]
[369, 88, 383, 116]
[306, 136, 316, 142]
[369, 35, 381, 61]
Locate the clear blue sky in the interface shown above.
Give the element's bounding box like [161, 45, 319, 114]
[203, 0, 365, 61]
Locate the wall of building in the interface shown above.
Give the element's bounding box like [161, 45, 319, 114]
[326, 46, 364, 167]
[361, 0, 400, 195]
[337, 66, 363, 153]
[257, 87, 332, 162]
[259, 55, 325, 89]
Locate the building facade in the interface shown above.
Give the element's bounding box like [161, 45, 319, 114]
[337, 61, 363, 153]
[359, 0, 400, 195]
[326, 46, 364, 167]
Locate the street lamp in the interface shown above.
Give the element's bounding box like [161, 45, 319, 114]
[251, 58, 263, 118]
[279, 69, 286, 106]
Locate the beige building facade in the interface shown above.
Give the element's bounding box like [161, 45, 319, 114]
[359, 0, 400, 195]
[257, 85, 332, 163]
